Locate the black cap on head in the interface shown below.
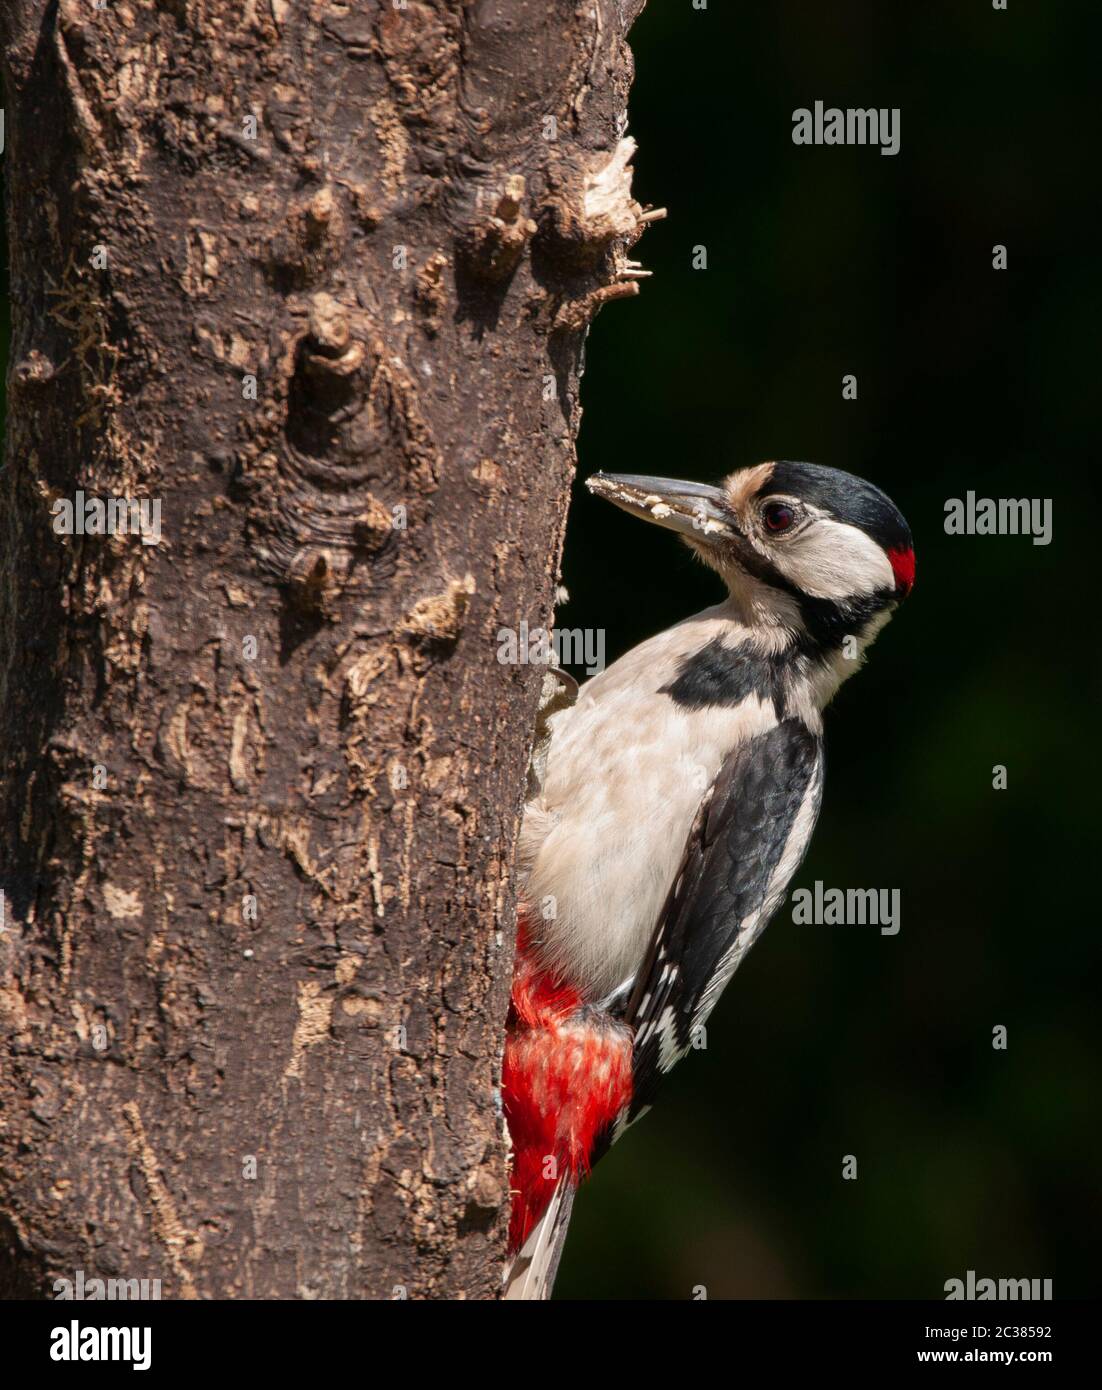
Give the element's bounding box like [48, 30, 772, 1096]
[760, 461, 912, 556]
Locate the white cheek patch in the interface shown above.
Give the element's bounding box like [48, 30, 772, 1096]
[770, 517, 895, 600]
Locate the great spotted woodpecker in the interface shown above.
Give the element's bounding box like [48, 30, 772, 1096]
[502, 461, 914, 1299]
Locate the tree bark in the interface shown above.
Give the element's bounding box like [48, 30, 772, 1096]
[0, 0, 651, 1299]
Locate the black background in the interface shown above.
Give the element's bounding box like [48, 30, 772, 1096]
[553, 0, 1099, 1299]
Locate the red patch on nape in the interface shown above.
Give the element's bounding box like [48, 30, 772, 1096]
[887, 545, 915, 597]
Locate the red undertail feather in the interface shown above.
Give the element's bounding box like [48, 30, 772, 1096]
[502, 918, 633, 1251]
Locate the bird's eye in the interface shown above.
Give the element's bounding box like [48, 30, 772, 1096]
[762, 501, 796, 533]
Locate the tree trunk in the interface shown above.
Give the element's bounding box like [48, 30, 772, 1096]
[0, 0, 650, 1299]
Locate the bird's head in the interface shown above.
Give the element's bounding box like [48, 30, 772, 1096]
[587, 461, 914, 653]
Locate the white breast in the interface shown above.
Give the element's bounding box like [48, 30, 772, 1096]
[518, 605, 783, 1000]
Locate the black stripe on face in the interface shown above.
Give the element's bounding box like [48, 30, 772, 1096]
[795, 588, 895, 654]
[660, 637, 794, 718]
[707, 518, 898, 659]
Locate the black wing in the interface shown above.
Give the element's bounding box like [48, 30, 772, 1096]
[597, 717, 823, 1156]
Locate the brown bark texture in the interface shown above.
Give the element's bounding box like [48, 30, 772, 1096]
[0, 0, 652, 1298]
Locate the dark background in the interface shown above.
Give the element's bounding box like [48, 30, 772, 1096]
[2, 2, 1098, 1301]
[553, 1, 1099, 1298]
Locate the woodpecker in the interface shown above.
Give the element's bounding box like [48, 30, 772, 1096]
[501, 461, 914, 1299]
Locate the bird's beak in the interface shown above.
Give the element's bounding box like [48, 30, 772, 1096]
[586, 473, 739, 543]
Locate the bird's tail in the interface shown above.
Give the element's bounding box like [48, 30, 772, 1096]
[502, 1176, 575, 1301]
